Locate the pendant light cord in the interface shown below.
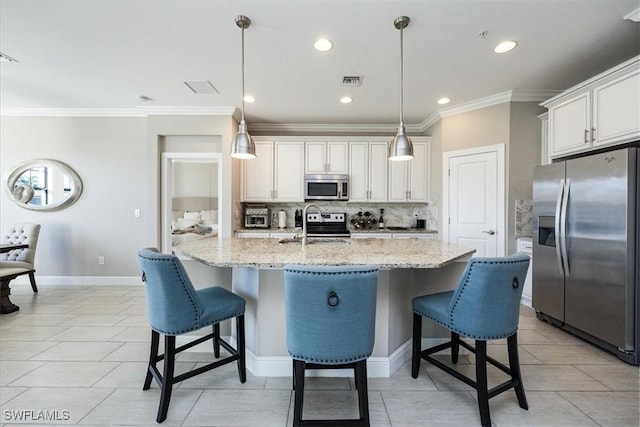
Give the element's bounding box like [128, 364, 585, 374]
[399, 24, 404, 126]
[241, 25, 246, 122]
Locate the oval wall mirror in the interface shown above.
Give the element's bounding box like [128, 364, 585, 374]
[5, 159, 83, 211]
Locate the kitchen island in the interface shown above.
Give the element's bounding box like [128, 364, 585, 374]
[175, 237, 475, 377]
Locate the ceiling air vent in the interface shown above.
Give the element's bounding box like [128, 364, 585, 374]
[341, 76, 363, 87]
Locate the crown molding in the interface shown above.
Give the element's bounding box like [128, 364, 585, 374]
[248, 122, 424, 134]
[140, 106, 238, 116]
[1, 106, 239, 117]
[0, 108, 147, 117]
[624, 7, 640, 22]
[1, 90, 560, 132]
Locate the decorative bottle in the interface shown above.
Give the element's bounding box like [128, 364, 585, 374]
[379, 208, 385, 229]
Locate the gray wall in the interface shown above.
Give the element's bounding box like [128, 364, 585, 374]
[0, 114, 239, 280]
[1, 116, 148, 276]
[426, 101, 543, 254]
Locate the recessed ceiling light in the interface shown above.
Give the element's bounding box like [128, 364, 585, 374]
[244, 95, 255, 103]
[494, 40, 518, 54]
[314, 38, 333, 52]
[437, 97, 451, 105]
[340, 96, 353, 104]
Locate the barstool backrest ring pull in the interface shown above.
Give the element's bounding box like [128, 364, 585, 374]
[327, 291, 340, 307]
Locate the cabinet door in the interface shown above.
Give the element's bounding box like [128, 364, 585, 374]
[368, 142, 388, 202]
[388, 158, 409, 202]
[274, 142, 304, 202]
[593, 69, 640, 147]
[326, 142, 349, 174]
[242, 141, 274, 201]
[349, 142, 369, 202]
[305, 142, 326, 174]
[407, 142, 428, 202]
[393, 233, 435, 239]
[549, 92, 591, 158]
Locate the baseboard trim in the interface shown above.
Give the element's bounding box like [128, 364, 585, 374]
[10, 276, 143, 286]
[246, 338, 449, 378]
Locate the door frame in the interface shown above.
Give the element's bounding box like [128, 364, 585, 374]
[442, 143, 506, 256]
[161, 152, 222, 254]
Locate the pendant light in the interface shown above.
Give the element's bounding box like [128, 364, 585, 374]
[388, 16, 414, 161]
[231, 15, 256, 159]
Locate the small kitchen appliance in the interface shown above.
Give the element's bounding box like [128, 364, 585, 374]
[304, 174, 349, 201]
[244, 205, 270, 228]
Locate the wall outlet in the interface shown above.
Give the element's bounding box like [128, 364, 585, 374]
[98, 256, 105, 265]
[134, 209, 141, 218]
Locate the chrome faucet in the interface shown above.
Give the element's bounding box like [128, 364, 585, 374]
[301, 203, 322, 245]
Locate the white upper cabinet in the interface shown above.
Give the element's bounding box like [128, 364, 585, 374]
[388, 140, 429, 202]
[242, 140, 304, 202]
[544, 56, 639, 159]
[305, 141, 349, 174]
[349, 142, 388, 202]
[242, 141, 274, 202]
[593, 69, 640, 148]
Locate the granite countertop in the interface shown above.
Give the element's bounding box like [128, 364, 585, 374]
[175, 237, 474, 269]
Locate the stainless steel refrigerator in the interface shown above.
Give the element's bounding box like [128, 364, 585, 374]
[532, 147, 639, 365]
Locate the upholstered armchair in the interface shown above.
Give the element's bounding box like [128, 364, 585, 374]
[0, 222, 41, 292]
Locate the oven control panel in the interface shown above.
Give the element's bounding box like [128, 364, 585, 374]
[306, 212, 345, 223]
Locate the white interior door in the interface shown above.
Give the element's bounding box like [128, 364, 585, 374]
[443, 144, 505, 257]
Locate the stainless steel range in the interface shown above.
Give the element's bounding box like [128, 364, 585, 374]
[305, 212, 350, 238]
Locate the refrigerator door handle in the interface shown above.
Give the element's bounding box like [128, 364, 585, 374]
[560, 178, 571, 276]
[555, 179, 565, 275]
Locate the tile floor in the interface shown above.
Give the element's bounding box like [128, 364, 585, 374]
[0, 284, 638, 426]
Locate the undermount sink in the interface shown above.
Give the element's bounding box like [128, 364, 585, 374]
[278, 238, 351, 246]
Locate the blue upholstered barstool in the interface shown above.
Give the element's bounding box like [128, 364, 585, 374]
[411, 253, 530, 427]
[137, 248, 246, 423]
[284, 264, 378, 427]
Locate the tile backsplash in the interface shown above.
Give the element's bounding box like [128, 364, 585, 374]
[515, 199, 533, 238]
[240, 202, 438, 231]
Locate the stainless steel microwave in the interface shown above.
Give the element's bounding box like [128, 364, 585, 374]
[304, 174, 349, 201]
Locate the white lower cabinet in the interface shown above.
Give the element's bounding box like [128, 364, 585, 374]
[517, 237, 533, 307]
[392, 233, 436, 239]
[235, 232, 271, 238]
[351, 233, 392, 239]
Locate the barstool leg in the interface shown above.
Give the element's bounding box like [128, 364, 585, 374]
[157, 335, 175, 423]
[475, 340, 491, 427]
[143, 330, 159, 390]
[293, 360, 305, 427]
[213, 323, 220, 358]
[508, 333, 528, 410]
[411, 312, 422, 378]
[451, 332, 460, 364]
[356, 360, 370, 427]
[236, 315, 246, 383]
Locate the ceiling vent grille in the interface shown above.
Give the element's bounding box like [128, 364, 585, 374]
[341, 76, 363, 87]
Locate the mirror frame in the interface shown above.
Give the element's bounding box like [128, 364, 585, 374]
[5, 159, 83, 211]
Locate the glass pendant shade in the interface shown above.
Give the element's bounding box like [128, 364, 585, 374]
[389, 15, 414, 161]
[388, 123, 413, 161]
[231, 119, 256, 159]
